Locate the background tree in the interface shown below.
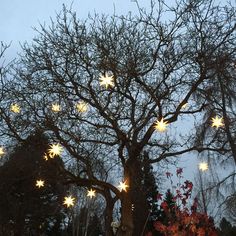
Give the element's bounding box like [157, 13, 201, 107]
[0, 0, 236, 235]
[0, 131, 67, 236]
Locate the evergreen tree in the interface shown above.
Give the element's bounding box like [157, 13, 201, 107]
[218, 217, 236, 236]
[0, 131, 67, 235]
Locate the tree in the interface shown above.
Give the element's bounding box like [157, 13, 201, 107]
[0, 131, 67, 235]
[148, 170, 217, 236]
[0, 0, 236, 235]
[218, 217, 236, 236]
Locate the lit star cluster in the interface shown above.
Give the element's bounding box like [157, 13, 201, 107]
[3, 71, 229, 210]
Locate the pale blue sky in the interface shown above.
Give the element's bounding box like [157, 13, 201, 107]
[0, 0, 210, 181]
[0, 0, 233, 182]
[1, 0, 143, 57]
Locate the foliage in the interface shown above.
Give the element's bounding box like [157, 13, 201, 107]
[0, 131, 67, 235]
[217, 217, 236, 236]
[146, 169, 218, 236]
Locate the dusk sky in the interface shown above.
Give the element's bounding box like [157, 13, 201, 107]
[1, 0, 144, 58]
[1, 0, 232, 182]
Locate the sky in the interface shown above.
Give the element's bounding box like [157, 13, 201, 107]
[1, 0, 232, 183]
[1, 0, 145, 58]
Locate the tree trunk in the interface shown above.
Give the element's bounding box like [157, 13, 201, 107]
[117, 157, 149, 236]
[130, 158, 149, 235]
[116, 188, 133, 236]
[104, 190, 116, 236]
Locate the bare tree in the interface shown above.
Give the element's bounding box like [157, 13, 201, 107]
[0, 1, 236, 235]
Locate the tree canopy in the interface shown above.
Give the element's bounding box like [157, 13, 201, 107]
[0, 0, 236, 235]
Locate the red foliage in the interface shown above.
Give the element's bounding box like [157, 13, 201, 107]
[146, 168, 218, 236]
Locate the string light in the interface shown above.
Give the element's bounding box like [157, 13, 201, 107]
[63, 196, 75, 207]
[154, 118, 168, 132]
[0, 147, 5, 157]
[43, 153, 49, 161]
[181, 102, 188, 109]
[99, 73, 114, 89]
[87, 189, 96, 198]
[76, 101, 88, 113]
[51, 103, 61, 112]
[36, 179, 45, 188]
[118, 181, 129, 192]
[199, 162, 208, 171]
[211, 116, 224, 128]
[48, 143, 63, 158]
[10, 103, 21, 113]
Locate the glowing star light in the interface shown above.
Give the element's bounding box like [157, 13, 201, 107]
[0, 147, 5, 156]
[10, 103, 21, 113]
[211, 116, 224, 128]
[181, 102, 188, 109]
[48, 143, 63, 158]
[118, 181, 129, 192]
[154, 118, 168, 132]
[51, 103, 61, 112]
[76, 101, 88, 113]
[63, 196, 75, 208]
[199, 162, 208, 172]
[99, 73, 114, 89]
[36, 179, 45, 188]
[87, 189, 96, 198]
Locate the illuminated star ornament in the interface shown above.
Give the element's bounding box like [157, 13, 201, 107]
[63, 196, 75, 208]
[48, 143, 63, 158]
[99, 73, 114, 89]
[10, 103, 21, 113]
[36, 179, 45, 188]
[118, 181, 129, 192]
[87, 189, 96, 198]
[211, 116, 224, 128]
[181, 102, 188, 109]
[51, 103, 61, 112]
[199, 162, 208, 171]
[154, 118, 168, 132]
[76, 101, 88, 113]
[0, 147, 5, 157]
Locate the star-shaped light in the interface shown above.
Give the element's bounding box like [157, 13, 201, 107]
[181, 102, 188, 109]
[51, 103, 61, 112]
[99, 73, 114, 89]
[48, 143, 63, 158]
[10, 103, 21, 113]
[36, 179, 45, 188]
[211, 116, 224, 128]
[87, 189, 96, 198]
[63, 196, 75, 208]
[0, 147, 5, 157]
[118, 181, 129, 192]
[199, 162, 208, 172]
[154, 118, 168, 132]
[76, 101, 88, 113]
